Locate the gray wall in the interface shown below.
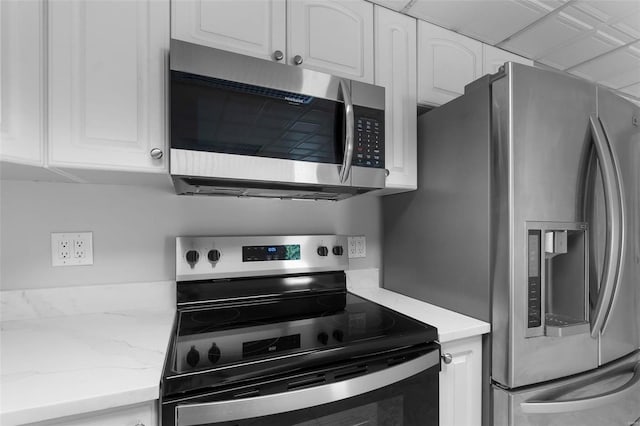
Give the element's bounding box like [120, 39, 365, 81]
[0, 180, 382, 290]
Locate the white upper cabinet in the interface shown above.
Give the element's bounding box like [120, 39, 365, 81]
[0, 0, 45, 166]
[418, 20, 483, 106]
[483, 44, 533, 75]
[48, 0, 169, 173]
[171, 0, 286, 63]
[173, 0, 374, 83]
[288, 0, 374, 83]
[374, 5, 416, 193]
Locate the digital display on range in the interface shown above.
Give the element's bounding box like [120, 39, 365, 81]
[242, 334, 301, 359]
[243, 244, 301, 262]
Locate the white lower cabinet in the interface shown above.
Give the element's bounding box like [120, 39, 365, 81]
[439, 335, 482, 426]
[34, 401, 156, 426]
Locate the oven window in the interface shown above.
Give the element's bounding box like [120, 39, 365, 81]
[171, 71, 345, 165]
[294, 397, 403, 426]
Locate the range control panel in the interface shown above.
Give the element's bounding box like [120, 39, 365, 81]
[176, 235, 349, 282]
[353, 106, 384, 169]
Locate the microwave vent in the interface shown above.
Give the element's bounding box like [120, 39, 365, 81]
[172, 177, 368, 201]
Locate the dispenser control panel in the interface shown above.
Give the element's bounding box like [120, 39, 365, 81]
[527, 230, 542, 328]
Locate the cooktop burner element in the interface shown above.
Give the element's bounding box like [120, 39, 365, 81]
[161, 235, 439, 423]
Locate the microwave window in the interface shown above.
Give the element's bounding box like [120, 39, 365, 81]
[171, 71, 344, 165]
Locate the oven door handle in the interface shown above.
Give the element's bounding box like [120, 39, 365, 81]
[176, 349, 440, 425]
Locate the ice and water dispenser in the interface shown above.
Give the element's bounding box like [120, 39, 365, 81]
[526, 222, 590, 338]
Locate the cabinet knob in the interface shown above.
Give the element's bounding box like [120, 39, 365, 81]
[442, 353, 453, 364]
[135, 422, 145, 426]
[293, 55, 303, 65]
[385, 169, 390, 177]
[273, 50, 284, 61]
[150, 148, 163, 160]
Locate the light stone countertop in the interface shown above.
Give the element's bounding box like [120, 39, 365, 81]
[346, 269, 490, 343]
[0, 282, 176, 426]
[0, 272, 489, 425]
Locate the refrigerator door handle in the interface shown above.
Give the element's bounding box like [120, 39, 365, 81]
[588, 115, 625, 337]
[520, 362, 640, 414]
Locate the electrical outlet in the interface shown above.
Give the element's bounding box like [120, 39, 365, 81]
[58, 238, 71, 259]
[52, 232, 93, 266]
[347, 236, 366, 258]
[74, 238, 86, 259]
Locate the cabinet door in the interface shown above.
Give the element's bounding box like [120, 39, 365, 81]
[0, 0, 44, 166]
[418, 21, 482, 106]
[172, 0, 286, 63]
[374, 6, 416, 193]
[288, 0, 374, 83]
[439, 336, 482, 426]
[40, 401, 156, 426]
[48, 0, 168, 172]
[483, 44, 533, 75]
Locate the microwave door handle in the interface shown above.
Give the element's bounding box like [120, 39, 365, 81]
[176, 350, 439, 425]
[338, 79, 354, 183]
[520, 362, 640, 414]
[588, 115, 625, 337]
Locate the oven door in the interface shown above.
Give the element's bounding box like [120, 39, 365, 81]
[163, 346, 440, 426]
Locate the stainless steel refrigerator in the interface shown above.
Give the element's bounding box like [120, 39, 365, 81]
[383, 62, 640, 425]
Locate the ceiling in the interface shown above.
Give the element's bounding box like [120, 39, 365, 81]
[371, 0, 640, 103]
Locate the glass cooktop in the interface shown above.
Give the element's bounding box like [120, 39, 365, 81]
[172, 292, 437, 375]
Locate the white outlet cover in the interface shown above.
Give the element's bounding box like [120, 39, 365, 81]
[51, 232, 93, 266]
[347, 236, 366, 258]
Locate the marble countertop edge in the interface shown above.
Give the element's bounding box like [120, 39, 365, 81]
[347, 283, 490, 343]
[1, 385, 159, 426]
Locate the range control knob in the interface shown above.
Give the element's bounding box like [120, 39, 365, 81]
[333, 329, 344, 342]
[208, 343, 221, 364]
[317, 246, 329, 257]
[208, 249, 221, 262]
[317, 332, 329, 345]
[332, 246, 344, 256]
[186, 345, 200, 368]
[186, 250, 200, 268]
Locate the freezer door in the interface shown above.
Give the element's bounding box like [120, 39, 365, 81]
[593, 87, 640, 366]
[492, 63, 599, 388]
[493, 350, 640, 426]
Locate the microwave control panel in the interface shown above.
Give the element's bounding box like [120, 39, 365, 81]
[353, 106, 384, 169]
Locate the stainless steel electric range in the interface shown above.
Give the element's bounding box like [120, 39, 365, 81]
[160, 235, 440, 426]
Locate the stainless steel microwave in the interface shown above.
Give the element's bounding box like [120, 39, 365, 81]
[169, 40, 386, 201]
